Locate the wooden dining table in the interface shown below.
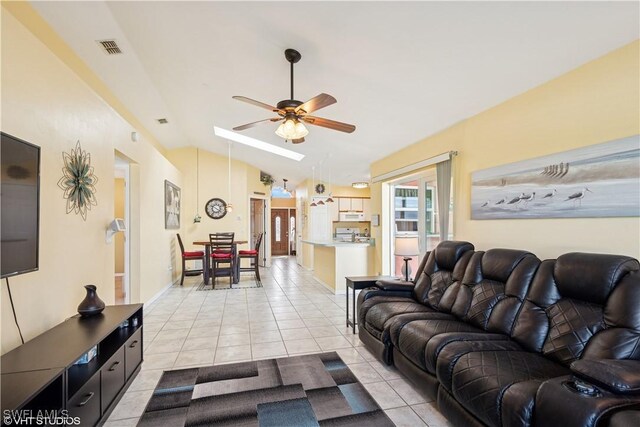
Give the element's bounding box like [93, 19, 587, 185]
[193, 240, 248, 286]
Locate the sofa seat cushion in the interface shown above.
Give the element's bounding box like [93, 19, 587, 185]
[435, 340, 524, 392]
[391, 319, 484, 371]
[451, 350, 569, 427]
[363, 300, 433, 339]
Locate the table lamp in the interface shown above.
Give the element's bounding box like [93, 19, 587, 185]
[395, 235, 420, 282]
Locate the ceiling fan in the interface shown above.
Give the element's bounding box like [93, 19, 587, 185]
[232, 48, 356, 144]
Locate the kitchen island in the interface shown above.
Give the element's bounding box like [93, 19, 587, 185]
[301, 240, 375, 294]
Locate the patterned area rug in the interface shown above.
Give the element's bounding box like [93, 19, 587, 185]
[138, 352, 393, 426]
[196, 279, 262, 291]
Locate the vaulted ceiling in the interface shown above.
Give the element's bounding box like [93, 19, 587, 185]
[32, 1, 639, 185]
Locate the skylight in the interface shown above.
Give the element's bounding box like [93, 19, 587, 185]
[213, 127, 305, 161]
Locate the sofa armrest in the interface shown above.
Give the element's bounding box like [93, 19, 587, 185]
[357, 287, 414, 305]
[534, 375, 640, 427]
[571, 359, 640, 395]
[375, 279, 415, 292]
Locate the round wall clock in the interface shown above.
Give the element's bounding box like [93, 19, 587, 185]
[315, 183, 325, 194]
[205, 198, 227, 219]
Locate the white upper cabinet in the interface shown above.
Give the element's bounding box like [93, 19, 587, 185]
[351, 198, 364, 212]
[336, 197, 370, 214]
[338, 198, 351, 212]
[362, 198, 371, 221]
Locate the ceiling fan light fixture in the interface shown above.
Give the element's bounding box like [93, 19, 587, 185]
[275, 118, 308, 140]
[352, 182, 369, 189]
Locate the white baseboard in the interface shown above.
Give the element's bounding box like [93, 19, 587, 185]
[144, 279, 177, 308]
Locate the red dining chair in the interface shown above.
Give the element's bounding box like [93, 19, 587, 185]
[239, 233, 263, 284]
[209, 232, 235, 287]
[177, 234, 204, 287]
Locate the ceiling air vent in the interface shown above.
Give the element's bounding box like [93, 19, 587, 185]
[97, 40, 122, 55]
[157, 118, 168, 124]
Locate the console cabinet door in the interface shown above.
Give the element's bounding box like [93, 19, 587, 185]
[68, 373, 101, 427]
[101, 347, 125, 413]
[125, 328, 143, 380]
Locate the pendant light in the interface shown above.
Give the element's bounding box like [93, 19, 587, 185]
[326, 159, 334, 203]
[227, 141, 234, 213]
[194, 148, 202, 223]
[282, 179, 292, 198]
[310, 166, 317, 207]
[315, 161, 325, 205]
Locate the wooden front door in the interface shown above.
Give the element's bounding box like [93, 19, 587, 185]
[271, 209, 289, 256]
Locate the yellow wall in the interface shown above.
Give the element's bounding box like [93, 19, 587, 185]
[272, 197, 296, 208]
[313, 246, 336, 288]
[1, 9, 183, 353]
[328, 184, 371, 198]
[114, 178, 125, 274]
[371, 40, 640, 273]
[165, 147, 265, 254]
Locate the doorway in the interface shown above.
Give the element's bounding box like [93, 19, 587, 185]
[250, 198, 267, 266]
[114, 154, 130, 304]
[271, 208, 289, 256]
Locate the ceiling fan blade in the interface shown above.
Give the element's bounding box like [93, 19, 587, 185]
[291, 137, 305, 144]
[295, 93, 337, 114]
[302, 116, 356, 133]
[232, 96, 280, 112]
[233, 117, 282, 131]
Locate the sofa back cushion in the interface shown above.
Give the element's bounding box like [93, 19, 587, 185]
[413, 241, 474, 310]
[512, 253, 640, 365]
[452, 249, 540, 334]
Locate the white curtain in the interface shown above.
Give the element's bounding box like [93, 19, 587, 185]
[436, 159, 452, 242]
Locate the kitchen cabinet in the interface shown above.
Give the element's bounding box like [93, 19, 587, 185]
[337, 197, 369, 212]
[363, 199, 371, 221]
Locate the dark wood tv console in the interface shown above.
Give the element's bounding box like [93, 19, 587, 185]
[1, 304, 143, 426]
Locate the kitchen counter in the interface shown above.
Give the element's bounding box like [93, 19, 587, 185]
[301, 239, 374, 247]
[301, 240, 375, 294]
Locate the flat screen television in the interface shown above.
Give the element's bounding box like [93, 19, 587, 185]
[1, 132, 41, 278]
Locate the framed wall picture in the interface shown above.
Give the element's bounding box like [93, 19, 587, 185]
[471, 135, 640, 219]
[164, 180, 181, 229]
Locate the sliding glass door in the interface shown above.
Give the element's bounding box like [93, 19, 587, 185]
[390, 168, 452, 277]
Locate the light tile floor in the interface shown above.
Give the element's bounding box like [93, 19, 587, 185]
[105, 257, 452, 427]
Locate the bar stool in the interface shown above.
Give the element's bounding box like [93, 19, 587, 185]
[177, 234, 204, 287]
[239, 233, 263, 284]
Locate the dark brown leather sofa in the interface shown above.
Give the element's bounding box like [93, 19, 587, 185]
[357, 241, 640, 427]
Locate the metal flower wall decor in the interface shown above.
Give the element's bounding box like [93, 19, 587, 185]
[57, 141, 98, 220]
